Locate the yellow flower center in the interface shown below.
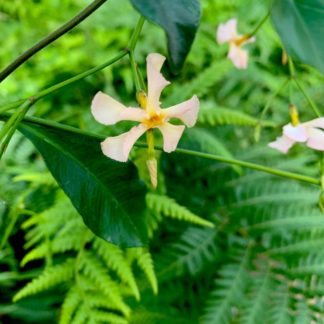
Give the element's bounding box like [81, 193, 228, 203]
[137, 90, 166, 129]
[142, 112, 166, 129]
[233, 35, 250, 47]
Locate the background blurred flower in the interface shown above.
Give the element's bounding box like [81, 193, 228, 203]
[217, 18, 255, 69]
[268, 117, 324, 153]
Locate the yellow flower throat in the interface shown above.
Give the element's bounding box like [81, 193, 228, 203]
[137, 91, 166, 129]
[233, 34, 250, 46]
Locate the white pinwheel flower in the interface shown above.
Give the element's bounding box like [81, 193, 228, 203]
[91, 53, 200, 163]
[268, 118, 324, 153]
[217, 18, 255, 69]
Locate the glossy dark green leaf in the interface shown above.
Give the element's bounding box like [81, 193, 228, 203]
[272, 0, 324, 74]
[130, 0, 200, 73]
[18, 122, 147, 247]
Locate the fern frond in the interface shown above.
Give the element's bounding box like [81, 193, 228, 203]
[77, 274, 123, 312]
[146, 193, 214, 228]
[157, 227, 218, 278]
[22, 230, 87, 266]
[60, 285, 81, 324]
[80, 251, 129, 316]
[13, 171, 55, 185]
[201, 248, 251, 324]
[239, 270, 272, 324]
[186, 128, 241, 173]
[293, 300, 314, 324]
[267, 282, 291, 324]
[198, 106, 270, 127]
[91, 310, 127, 324]
[129, 307, 185, 324]
[127, 248, 158, 295]
[22, 198, 78, 240]
[248, 214, 324, 233]
[288, 255, 324, 276]
[93, 238, 140, 300]
[13, 258, 75, 301]
[165, 60, 232, 104]
[269, 236, 324, 256]
[70, 304, 88, 324]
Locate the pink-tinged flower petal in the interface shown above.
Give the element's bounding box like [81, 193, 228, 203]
[268, 135, 295, 153]
[163, 95, 200, 127]
[306, 127, 324, 151]
[91, 91, 146, 125]
[157, 123, 185, 153]
[120, 108, 147, 121]
[101, 124, 147, 162]
[217, 18, 238, 44]
[283, 123, 308, 142]
[228, 44, 248, 69]
[146, 53, 170, 113]
[91, 91, 125, 125]
[303, 117, 324, 130]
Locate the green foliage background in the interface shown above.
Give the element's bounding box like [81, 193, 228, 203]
[1, 0, 324, 323]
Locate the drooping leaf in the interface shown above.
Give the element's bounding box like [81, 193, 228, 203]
[18, 122, 147, 247]
[130, 0, 200, 73]
[272, 0, 324, 74]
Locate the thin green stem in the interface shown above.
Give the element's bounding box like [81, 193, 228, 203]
[129, 51, 142, 92]
[0, 113, 103, 139]
[0, 50, 128, 113]
[137, 63, 147, 93]
[33, 50, 128, 101]
[248, 8, 271, 37]
[288, 56, 296, 77]
[171, 147, 320, 186]
[0, 16, 145, 113]
[288, 57, 321, 117]
[0, 100, 33, 142]
[0, 189, 33, 250]
[260, 78, 290, 120]
[128, 16, 146, 93]
[128, 16, 145, 51]
[0, 101, 32, 158]
[294, 78, 321, 117]
[0, 114, 320, 186]
[0, 0, 107, 83]
[254, 78, 289, 142]
[0, 207, 19, 250]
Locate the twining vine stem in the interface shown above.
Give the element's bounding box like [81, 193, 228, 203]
[0, 0, 108, 83]
[0, 15, 146, 114]
[0, 50, 128, 114]
[128, 16, 146, 93]
[248, 9, 271, 37]
[0, 100, 34, 158]
[0, 15, 144, 161]
[0, 113, 319, 186]
[0, 13, 321, 187]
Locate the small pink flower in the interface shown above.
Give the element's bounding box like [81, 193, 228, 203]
[91, 53, 200, 162]
[268, 118, 324, 153]
[216, 18, 255, 69]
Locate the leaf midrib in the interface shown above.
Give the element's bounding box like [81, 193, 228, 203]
[21, 125, 140, 235]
